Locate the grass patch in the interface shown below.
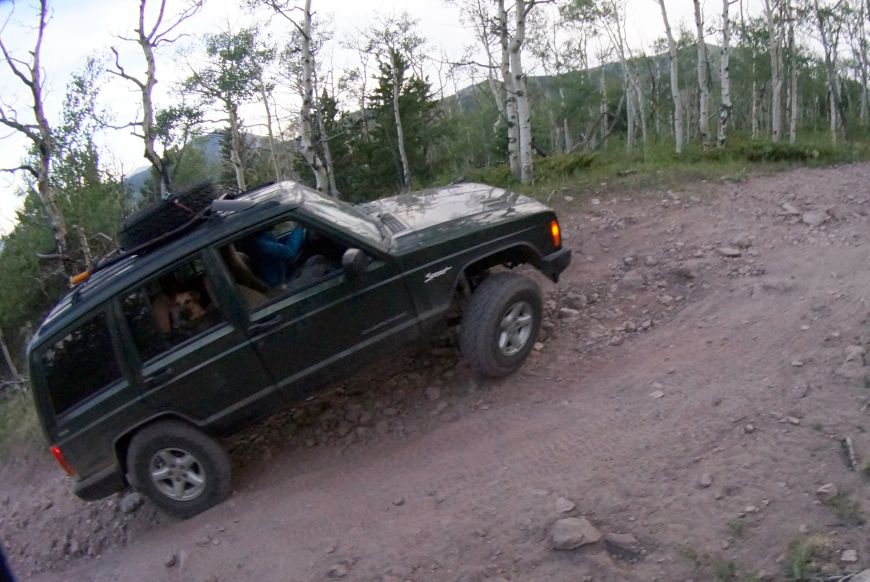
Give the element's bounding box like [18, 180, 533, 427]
[822, 492, 866, 525]
[676, 544, 754, 581]
[863, 462, 870, 480]
[726, 518, 747, 538]
[0, 389, 39, 451]
[459, 133, 870, 201]
[785, 534, 834, 581]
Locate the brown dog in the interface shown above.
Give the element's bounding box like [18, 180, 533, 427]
[171, 289, 216, 338]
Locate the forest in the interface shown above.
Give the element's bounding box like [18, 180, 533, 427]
[0, 0, 869, 382]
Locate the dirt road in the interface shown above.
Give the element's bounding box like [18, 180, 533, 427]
[4, 162, 870, 581]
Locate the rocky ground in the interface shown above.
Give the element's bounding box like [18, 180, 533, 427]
[2, 162, 870, 581]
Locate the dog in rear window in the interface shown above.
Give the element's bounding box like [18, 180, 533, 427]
[171, 289, 218, 340]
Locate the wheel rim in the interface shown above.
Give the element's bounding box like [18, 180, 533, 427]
[497, 300, 534, 357]
[149, 448, 206, 501]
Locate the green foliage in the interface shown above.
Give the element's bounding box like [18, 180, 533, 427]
[675, 544, 750, 581]
[726, 519, 747, 538]
[0, 391, 39, 451]
[822, 492, 865, 525]
[784, 534, 833, 581]
[465, 151, 596, 187]
[0, 59, 129, 362]
[325, 49, 442, 201]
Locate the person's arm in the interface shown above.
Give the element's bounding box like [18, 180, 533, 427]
[254, 228, 305, 263]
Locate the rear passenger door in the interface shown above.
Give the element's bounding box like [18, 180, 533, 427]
[117, 255, 274, 430]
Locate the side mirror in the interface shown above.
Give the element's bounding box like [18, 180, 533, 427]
[342, 248, 370, 277]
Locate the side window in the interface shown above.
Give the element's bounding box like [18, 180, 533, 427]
[219, 221, 347, 309]
[121, 258, 224, 361]
[41, 311, 122, 415]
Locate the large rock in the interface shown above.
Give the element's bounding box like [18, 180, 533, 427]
[563, 292, 588, 310]
[119, 492, 144, 514]
[802, 212, 828, 227]
[551, 517, 602, 550]
[619, 270, 646, 291]
[844, 345, 866, 364]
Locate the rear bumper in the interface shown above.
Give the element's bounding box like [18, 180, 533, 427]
[541, 248, 572, 282]
[73, 463, 126, 502]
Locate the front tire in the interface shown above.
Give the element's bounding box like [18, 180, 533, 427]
[460, 272, 543, 377]
[127, 420, 231, 519]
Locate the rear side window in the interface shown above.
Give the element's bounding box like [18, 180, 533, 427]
[41, 312, 123, 415]
[121, 257, 224, 362]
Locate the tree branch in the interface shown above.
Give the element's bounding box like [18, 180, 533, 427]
[151, 0, 204, 45]
[0, 37, 35, 88]
[108, 47, 146, 89]
[0, 165, 38, 179]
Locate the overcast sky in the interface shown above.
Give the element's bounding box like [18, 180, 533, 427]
[0, 0, 709, 234]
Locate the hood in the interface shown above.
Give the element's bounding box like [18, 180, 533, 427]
[361, 183, 528, 235]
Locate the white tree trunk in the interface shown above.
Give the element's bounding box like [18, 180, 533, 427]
[813, 0, 845, 143]
[260, 81, 282, 182]
[751, 58, 759, 139]
[693, 0, 712, 147]
[787, 0, 799, 143]
[299, 0, 329, 192]
[498, 0, 520, 179]
[391, 49, 412, 191]
[600, 68, 608, 150]
[717, 0, 733, 147]
[766, 0, 783, 142]
[313, 70, 340, 196]
[0, 328, 22, 384]
[857, 0, 868, 126]
[511, 0, 534, 184]
[634, 76, 648, 147]
[227, 103, 247, 192]
[658, 0, 683, 153]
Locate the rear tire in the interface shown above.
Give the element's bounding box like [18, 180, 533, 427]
[127, 420, 231, 519]
[459, 272, 542, 378]
[119, 182, 220, 251]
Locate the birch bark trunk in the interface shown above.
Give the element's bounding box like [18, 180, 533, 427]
[786, 0, 798, 142]
[510, 0, 534, 184]
[717, 0, 733, 147]
[498, 0, 520, 179]
[227, 103, 247, 191]
[390, 48, 412, 191]
[657, 0, 683, 153]
[765, 0, 783, 142]
[299, 0, 329, 192]
[693, 0, 712, 147]
[813, 0, 845, 143]
[259, 81, 282, 182]
[0, 328, 22, 384]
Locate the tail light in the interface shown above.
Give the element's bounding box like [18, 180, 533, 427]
[550, 219, 562, 249]
[51, 445, 76, 476]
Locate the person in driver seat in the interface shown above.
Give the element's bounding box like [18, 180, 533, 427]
[238, 225, 306, 288]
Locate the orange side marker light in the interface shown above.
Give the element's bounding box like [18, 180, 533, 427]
[550, 219, 561, 248]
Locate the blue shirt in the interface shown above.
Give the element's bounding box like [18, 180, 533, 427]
[242, 228, 305, 287]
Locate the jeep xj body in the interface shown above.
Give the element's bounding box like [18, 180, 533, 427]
[27, 180, 570, 518]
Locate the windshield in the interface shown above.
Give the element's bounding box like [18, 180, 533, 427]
[301, 194, 384, 244]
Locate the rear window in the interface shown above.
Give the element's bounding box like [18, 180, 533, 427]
[41, 312, 123, 415]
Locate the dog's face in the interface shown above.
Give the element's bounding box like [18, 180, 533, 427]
[174, 290, 207, 323]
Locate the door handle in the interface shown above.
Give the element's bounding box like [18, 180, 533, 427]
[143, 367, 173, 387]
[249, 314, 283, 333]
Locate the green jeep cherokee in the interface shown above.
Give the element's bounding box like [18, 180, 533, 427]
[27, 180, 570, 518]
